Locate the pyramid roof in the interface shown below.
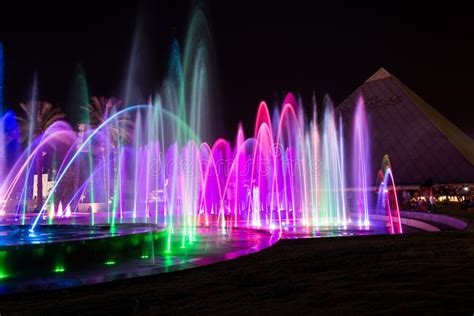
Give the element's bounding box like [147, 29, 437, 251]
[338, 68, 474, 185]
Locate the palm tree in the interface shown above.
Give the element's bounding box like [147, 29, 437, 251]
[81, 97, 133, 209]
[18, 101, 65, 208]
[82, 96, 132, 148]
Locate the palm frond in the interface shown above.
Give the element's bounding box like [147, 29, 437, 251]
[17, 101, 65, 143]
[85, 96, 133, 146]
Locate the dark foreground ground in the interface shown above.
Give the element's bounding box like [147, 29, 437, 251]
[2, 208, 474, 315]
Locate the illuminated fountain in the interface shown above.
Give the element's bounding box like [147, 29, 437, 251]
[0, 89, 399, 236]
[0, 9, 404, 292]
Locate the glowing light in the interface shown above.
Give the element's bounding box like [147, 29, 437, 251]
[0, 273, 9, 279]
[65, 204, 72, 218]
[56, 201, 64, 218]
[49, 203, 55, 219]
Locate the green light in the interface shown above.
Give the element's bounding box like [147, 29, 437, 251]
[105, 260, 116, 265]
[54, 266, 65, 273]
[109, 225, 117, 235]
[140, 255, 149, 259]
[0, 250, 9, 279]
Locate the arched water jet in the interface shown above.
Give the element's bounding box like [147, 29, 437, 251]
[376, 155, 403, 234]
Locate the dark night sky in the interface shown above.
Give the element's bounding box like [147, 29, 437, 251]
[0, 1, 472, 140]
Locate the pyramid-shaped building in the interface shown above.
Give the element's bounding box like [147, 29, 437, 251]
[338, 68, 474, 185]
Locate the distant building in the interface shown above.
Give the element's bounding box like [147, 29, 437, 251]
[338, 68, 474, 185]
[33, 173, 54, 200]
